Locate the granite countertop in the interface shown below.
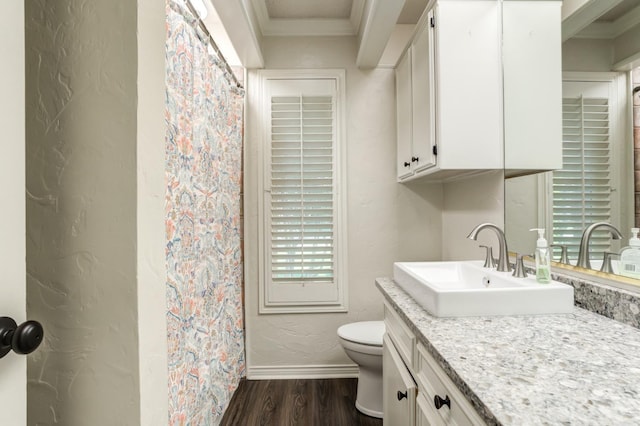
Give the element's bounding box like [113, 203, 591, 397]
[377, 277, 640, 425]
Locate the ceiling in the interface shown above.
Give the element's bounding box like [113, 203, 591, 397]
[251, 0, 428, 37]
[207, 0, 640, 69]
[264, 0, 353, 20]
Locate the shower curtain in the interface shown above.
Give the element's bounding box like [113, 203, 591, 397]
[165, 1, 245, 424]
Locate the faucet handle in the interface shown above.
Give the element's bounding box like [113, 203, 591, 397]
[479, 245, 497, 268]
[600, 251, 620, 274]
[512, 253, 529, 278]
[550, 244, 569, 264]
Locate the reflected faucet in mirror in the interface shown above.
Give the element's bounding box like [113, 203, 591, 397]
[576, 222, 623, 270]
[467, 223, 511, 272]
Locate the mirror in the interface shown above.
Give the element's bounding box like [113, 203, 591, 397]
[505, 0, 640, 287]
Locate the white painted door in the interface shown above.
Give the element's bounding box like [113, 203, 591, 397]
[0, 1, 27, 424]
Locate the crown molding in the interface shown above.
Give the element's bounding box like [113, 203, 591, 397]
[350, 0, 366, 36]
[262, 18, 356, 36]
[250, 0, 358, 36]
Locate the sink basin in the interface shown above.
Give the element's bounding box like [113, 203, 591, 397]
[393, 261, 574, 317]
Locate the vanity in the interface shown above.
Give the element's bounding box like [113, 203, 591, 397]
[379, 275, 640, 425]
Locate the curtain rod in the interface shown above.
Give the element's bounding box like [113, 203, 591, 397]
[184, 0, 244, 90]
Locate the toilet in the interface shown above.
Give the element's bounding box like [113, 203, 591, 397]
[337, 321, 385, 418]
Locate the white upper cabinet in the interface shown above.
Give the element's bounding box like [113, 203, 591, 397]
[502, 1, 563, 177]
[396, 49, 414, 180]
[410, 9, 437, 175]
[396, 0, 562, 182]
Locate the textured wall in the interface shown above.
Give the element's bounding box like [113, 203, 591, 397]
[441, 171, 505, 261]
[25, 0, 141, 425]
[244, 36, 443, 371]
[562, 38, 613, 72]
[165, 2, 246, 424]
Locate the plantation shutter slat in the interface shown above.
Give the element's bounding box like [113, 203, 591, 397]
[553, 94, 612, 261]
[269, 95, 336, 283]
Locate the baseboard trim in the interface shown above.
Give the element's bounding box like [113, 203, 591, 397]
[247, 364, 359, 380]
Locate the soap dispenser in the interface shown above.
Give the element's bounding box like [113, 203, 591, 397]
[620, 228, 640, 279]
[530, 228, 551, 283]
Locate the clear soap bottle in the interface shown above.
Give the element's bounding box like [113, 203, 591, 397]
[620, 228, 640, 279]
[530, 228, 551, 283]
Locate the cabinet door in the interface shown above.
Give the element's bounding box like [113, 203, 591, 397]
[396, 50, 414, 180]
[383, 334, 416, 426]
[411, 13, 436, 173]
[502, 1, 562, 175]
[435, 1, 501, 170]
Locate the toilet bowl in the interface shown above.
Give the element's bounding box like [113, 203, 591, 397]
[337, 321, 385, 418]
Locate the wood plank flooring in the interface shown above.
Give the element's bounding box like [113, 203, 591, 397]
[221, 378, 383, 426]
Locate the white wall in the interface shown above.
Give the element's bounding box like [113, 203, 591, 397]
[504, 174, 541, 255]
[562, 38, 613, 72]
[137, 0, 169, 423]
[244, 36, 443, 374]
[25, 1, 168, 424]
[613, 24, 640, 68]
[441, 171, 505, 261]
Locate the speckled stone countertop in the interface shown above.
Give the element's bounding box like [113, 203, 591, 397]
[377, 277, 640, 425]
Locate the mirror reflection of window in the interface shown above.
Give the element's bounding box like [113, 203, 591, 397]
[505, 72, 633, 271]
[544, 74, 633, 266]
[633, 68, 640, 229]
[552, 79, 616, 262]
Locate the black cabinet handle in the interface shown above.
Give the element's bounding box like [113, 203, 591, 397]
[434, 394, 451, 410]
[403, 161, 411, 168]
[397, 390, 408, 401]
[0, 317, 44, 358]
[411, 156, 419, 162]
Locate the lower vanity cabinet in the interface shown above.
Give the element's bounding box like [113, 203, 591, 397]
[414, 343, 486, 425]
[383, 334, 417, 425]
[384, 302, 486, 425]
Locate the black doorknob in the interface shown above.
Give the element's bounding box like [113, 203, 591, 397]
[0, 317, 44, 358]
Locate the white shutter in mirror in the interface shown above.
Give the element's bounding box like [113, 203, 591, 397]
[553, 81, 613, 261]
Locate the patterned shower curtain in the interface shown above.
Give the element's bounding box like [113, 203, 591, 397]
[165, 1, 245, 424]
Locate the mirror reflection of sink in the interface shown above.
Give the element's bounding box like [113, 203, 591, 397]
[393, 261, 574, 317]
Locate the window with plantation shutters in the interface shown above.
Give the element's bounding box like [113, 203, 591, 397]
[552, 80, 614, 262]
[270, 94, 334, 283]
[258, 70, 347, 313]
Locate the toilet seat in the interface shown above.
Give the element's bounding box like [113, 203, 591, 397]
[337, 321, 384, 346]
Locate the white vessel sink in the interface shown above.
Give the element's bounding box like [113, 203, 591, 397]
[393, 261, 574, 317]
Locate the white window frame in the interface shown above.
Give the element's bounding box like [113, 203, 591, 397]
[256, 69, 348, 314]
[538, 72, 631, 261]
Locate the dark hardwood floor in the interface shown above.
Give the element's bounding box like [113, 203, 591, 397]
[221, 378, 383, 426]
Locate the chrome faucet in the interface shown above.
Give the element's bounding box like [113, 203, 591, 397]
[576, 222, 623, 269]
[467, 223, 511, 272]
